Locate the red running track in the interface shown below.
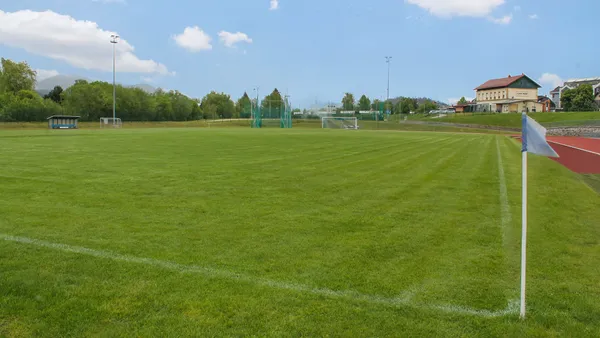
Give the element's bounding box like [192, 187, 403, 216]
[513, 136, 600, 174]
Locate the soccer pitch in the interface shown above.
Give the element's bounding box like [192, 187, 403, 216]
[1, 129, 599, 336]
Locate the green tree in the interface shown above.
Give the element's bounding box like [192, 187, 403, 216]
[0, 58, 37, 93]
[371, 99, 382, 111]
[342, 93, 355, 111]
[384, 100, 394, 114]
[201, 91, 235, 119]
[261, 89, 284, 117]
[457, 97, 468, 105]
[236, 92, 252, 118]
[418, 100, 438, 114]
[191, 99, 202, 120]
[44, 86, 63, 104]
[165, 90, 194, 121]
[395, 97, 419, 115]
[62, 80, 111, 121]
[562, 85, 595, 112]
[358, 95, 371, 111]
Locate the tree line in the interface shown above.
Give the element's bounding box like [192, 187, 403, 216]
[561, 85, 598, 112]
[340, 93, 440, 115]
[0, 57, 289, 122]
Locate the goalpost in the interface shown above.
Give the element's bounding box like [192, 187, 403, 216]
[321, 117, 359, 130]
[100, 117, 123, 128]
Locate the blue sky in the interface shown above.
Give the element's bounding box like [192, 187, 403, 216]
[0, 0, 598, 107]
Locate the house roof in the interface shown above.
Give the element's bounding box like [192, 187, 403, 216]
[47, 115, 81, 120]
[565, 77, 600, 83]
[538, 96, 550, 101]
[550, 86, 561, 93]
[475, 74, 541, 90]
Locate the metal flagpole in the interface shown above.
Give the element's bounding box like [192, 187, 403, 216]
[110, 34, 119, 127]
[520, 111, 528, 319]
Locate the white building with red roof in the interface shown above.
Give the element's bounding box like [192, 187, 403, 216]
[474, 74, 543, 113]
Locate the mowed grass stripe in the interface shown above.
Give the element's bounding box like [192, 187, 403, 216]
[0, 233, 516, 318]
[359, 136, 512, 309]
[0, 132, 507, 299]
[1, 130, 600, 336]
[285, 136, 481, 294]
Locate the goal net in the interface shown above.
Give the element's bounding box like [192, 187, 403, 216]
[100, 117, 123, 128]
[321, 117, 359, 130]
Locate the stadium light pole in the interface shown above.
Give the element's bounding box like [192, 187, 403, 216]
[110, 34, 120, 127]
[385, 56, 392, 102]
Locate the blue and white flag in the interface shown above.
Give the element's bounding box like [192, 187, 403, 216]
[522, 114, 559, 158]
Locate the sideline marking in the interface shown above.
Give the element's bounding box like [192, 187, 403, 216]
[496, 138, 512, 246]
[1, 233, 518, 318]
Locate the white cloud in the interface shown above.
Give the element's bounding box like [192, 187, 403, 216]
[172, 26, 212, 52]
[269, 0, 279, 10]
[529, 14, 539, 19]
[0, 10, 170, 75]
[35, 69, 59, 81]
[405, 0, 505, 17]
[538, 73, 563, 89]
[218, 31, 253, 48]
[488, 14, 512, 24]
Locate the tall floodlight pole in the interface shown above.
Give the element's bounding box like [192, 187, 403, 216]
[385, 56, 394, 123]
[385, 56, 392, 101]
[110, 34, 119, 127]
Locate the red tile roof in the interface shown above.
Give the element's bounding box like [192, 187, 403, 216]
[475, 74, 525, 90]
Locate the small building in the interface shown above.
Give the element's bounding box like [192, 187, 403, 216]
[474, 74, 543, 113]
[550, 77, 600, 109]
[452, 100, 477, 113]
[537, 96, 555, 112]
[47, 115, 81, 129]
[452, 104, 469, 113]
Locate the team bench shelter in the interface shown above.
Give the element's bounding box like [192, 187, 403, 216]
[47, 115, 81, 129]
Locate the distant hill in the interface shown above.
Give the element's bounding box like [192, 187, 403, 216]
[129, 84, 157, 93]
[35, 75, 157, 96]
[389, 97, 450, 107]
[36, 75, 90, 91]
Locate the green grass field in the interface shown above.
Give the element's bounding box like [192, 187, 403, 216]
[403, 112, 600, 128]
[0, 119, 512, 134]
[1, 128, 599, 336]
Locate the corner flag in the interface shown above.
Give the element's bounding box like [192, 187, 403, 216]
[522, 114, 559, 158]
[519, 113, 559, 319]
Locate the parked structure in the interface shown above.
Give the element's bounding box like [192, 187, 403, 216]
[47, 115, 80, 129]
[473, 74, 543, 113]
[550, 77, 600, 110]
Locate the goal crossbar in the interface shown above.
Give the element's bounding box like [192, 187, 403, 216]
[321, 117, 359, 130]
[100, 117, 123, 128]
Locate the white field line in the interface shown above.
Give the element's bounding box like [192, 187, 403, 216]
[1, 234, 518, 318]
[496, 138, 512, 246]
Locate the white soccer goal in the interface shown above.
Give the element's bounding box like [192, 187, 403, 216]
[100, 117, 123, 128]
[321, 117, 359, 130]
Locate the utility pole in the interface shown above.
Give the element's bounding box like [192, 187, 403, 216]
[110, 34, 120, 127]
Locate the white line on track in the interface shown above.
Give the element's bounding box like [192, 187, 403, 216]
[547, 140, 600, 156]
[1, 233, 518, 318]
